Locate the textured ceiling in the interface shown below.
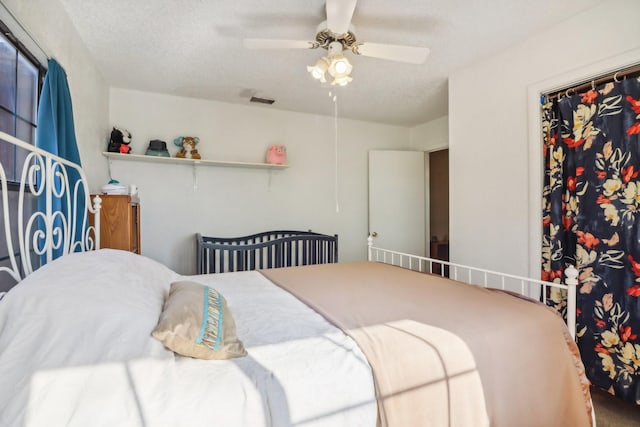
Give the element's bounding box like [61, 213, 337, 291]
[59, 0, 601, 127]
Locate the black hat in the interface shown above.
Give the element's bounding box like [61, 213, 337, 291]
[146, 139, 170, 157]
[148, 139, 167, 151]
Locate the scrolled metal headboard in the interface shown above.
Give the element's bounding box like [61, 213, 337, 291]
[0, 131, 101, 282]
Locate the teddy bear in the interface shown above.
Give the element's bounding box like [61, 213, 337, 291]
[266, 144, 287, 165]
[173, 136, 201, 159]
[108, 127, 132, 154]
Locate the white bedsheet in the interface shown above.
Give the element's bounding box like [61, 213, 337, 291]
[0, 250, 377, 427]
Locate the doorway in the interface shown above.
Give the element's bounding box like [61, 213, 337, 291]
[428, 149, 449, 270]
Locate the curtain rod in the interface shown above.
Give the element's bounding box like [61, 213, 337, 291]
[0, 1, 50, 64]
[544, 63, 640, 101]
[0, 19, 44, 71]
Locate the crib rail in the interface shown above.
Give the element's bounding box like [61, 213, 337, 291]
[197, 230, 338, 274]
[367, 237, 578, 339]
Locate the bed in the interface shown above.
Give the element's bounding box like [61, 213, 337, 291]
[0, 132, 594, 427]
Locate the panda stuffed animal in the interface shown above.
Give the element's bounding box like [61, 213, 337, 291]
[108, 127, 132, 154]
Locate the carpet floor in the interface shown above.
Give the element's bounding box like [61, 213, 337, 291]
[591, 386, 640, 426]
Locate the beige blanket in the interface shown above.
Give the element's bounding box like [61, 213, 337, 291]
[261, 261, 593, 427]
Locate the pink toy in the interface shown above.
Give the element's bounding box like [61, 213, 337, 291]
[266, 145, 287, 165]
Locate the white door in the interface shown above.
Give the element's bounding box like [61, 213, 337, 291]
[369, 150, 427, 256]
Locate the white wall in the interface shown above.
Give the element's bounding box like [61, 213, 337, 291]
[109, 88, 410, 273]
[1, 0, 110, 189]
[410, 115, 449, 152]
[449, 0, 640, 276]
[408, 115, 450, 249]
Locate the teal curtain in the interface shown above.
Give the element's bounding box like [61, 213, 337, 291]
[35, 59, 85, 260]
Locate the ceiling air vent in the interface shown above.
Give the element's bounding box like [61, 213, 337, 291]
[250, 96, 275, 105]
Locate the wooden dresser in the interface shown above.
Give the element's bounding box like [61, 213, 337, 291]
[91, 194, 140, 253]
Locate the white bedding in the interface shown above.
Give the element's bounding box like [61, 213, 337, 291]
[0, 250, 377, 427]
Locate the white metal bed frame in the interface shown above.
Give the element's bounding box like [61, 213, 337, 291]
[0, 131, 578, 340]
[0, 131, 101, 284]
[367, 236, 578, 339]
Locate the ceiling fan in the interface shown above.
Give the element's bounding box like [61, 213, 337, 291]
[243, 0, 430, 86]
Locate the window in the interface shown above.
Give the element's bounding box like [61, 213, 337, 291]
[0, 18, 44, 291]
[0, 19, 44, 182]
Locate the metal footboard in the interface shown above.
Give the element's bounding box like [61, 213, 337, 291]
[367, 237, 579, 339]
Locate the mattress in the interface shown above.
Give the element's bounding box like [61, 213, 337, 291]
[0, 250, 376, 426]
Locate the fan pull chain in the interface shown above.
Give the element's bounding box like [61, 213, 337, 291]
[332, 92, 340, 213]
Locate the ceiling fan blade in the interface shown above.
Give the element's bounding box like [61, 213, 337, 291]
[243, 38, 317, 50]
[354, 42, 430, 64]
[325, 0, 358, 35]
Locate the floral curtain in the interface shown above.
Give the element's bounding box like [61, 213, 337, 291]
[542, 75, 640, 404]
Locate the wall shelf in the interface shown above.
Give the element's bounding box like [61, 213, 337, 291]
[102, 152, 288, 170]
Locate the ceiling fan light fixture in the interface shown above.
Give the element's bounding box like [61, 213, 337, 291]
[333, 58, 349, 74]
[328, 54, 352, 78]
[331, 75, 353, 86]
[307, 57, 330, 82]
